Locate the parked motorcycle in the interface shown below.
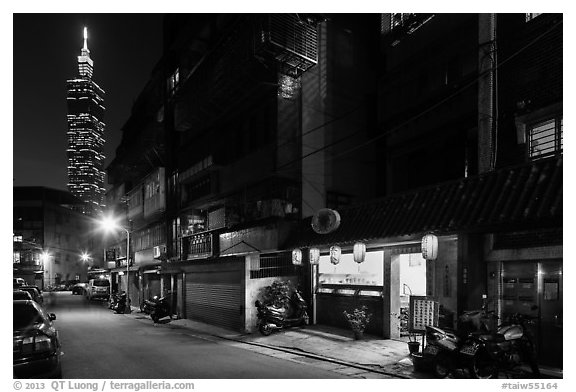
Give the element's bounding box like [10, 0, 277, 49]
[140, 295, 160, 315]
[255, 290, 309, 336]
[461, 310, 540, 379]
[148, 294, 172, 323]
[423, 305, 497, 378]
[108, 292, 120, 310]
[113, 292, 128, 314]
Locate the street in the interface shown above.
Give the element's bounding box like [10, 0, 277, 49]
[44, 292, 349, 379]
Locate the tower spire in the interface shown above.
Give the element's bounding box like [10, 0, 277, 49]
[77, 26, 93, 79]
[83, 26, 88, 51]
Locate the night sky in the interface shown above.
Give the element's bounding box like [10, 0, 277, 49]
[13, 13, 164, 191]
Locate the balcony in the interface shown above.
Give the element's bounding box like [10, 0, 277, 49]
[255, 14, 321, 77]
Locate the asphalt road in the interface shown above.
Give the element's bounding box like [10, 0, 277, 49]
[43, 292, 348, 379]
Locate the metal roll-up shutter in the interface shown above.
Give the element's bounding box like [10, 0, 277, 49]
[185, 264, 243, 331]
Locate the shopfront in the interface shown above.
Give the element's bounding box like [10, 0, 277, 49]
[311, 236, 459, 338]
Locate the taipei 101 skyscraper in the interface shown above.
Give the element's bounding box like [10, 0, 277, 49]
[66, 27, 106, 216]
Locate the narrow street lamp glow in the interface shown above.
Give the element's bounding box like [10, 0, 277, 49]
[99, 215, 131, 313]
[81, 252, 90, 263]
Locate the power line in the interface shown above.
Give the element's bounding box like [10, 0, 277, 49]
[275, 17, 562, 173]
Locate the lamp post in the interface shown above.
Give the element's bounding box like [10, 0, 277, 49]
[100, 216, 131, 313]
[40, 251, 51, 290]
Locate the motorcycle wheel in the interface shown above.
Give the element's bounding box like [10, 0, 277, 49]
[432, 353, 451, 379]
[259, 323, 273, 336]
[151, 312, 160, 323]
[469, 348, 498, 379]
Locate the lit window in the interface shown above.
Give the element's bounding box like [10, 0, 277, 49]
[13, 235, 23, 242]
[168, 68, 180, 96]
[528, 116, 563, 159]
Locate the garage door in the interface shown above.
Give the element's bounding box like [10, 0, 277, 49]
[185, 263, 243, 331]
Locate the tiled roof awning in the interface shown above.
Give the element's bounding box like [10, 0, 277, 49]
[287, 157, 562, 248]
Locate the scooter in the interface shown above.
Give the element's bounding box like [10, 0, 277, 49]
[113, 292, 128, 314]
[255, 290, 309, 336]
[108, 292, 120, 310]
[141, 295, 160, 315]
[461, 310, 540, 379]
[148, 295, 173, 323]
[423, 303, 497, 378]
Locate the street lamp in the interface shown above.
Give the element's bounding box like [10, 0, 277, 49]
[40, 251, 51, 289]
[100, 215, 131, 313]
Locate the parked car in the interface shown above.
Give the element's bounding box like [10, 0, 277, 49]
[13, 278, 26, 289]
[18, 287, 43, 305]
[71, 282, 88, 295]
[85, 279, 110, 301]
[13, 290, 34, 301]
[13, 300, 62, 378]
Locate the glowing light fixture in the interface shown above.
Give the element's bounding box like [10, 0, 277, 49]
[330, 246, 341, 265]
[353, 242, 366, 264]
[292, 249, 303, 266]
[309, 248, 320, 265]
[421, 233, 438, 261]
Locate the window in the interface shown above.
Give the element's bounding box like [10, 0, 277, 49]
[528, 116, 563, 159]
[526, 13, 542, 22]
[168, 68, 180, 96]
[250, 252, 296, 279]
[13, 235, 22, 242]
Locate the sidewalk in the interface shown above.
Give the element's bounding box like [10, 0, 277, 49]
[127, 308, 562, 379]
[128, 307, 422, 378]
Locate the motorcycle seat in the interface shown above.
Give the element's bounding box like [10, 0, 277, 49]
[266, 305, 287, 314]
[477, 333, 506, 343]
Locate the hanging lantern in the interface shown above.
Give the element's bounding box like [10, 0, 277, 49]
[353, 242, 366, 264]
[329, 245, 341, 265]
[309, 248, 320, 265]
[421, 233, 438, 261]
[292, 249, 303, 266]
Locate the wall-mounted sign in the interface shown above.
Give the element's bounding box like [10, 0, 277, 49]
[408, 295, 439, 333]
[105, 249, 116, 262]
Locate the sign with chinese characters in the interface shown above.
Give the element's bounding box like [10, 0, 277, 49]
[408, 296, 439, 333]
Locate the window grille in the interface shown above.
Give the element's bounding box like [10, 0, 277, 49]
[528, 116, 563, 160]
[526, 13, 542, 22]
[250, 252, 296, 279]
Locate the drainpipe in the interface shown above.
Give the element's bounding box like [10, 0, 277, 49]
[478, 14, 497, 174]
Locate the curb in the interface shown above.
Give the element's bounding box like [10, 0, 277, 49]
[215, 335, 413, 379]
[125, 311, 413, 379]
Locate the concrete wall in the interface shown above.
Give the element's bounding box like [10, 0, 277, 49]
[243, 255, 300, 333]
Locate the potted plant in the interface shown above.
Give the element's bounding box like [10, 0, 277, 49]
[343, 305, 372, 340]
[262, 280, 292, 308]
[407, 332, 421, 354]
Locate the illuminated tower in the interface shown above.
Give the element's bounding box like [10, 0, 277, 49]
[66, 27, 106, 216]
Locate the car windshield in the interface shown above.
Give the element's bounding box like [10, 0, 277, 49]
[13, 303, 45, 330]
[93, 280, 110, 287]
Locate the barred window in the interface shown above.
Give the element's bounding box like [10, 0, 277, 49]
[528, 116, 563, 160]
[250, 252, 296, 279]
[526, 13, 542, 22]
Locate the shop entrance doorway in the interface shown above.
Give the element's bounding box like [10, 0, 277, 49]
[395, 253, 427, 336]
[501, 260, 562, 369]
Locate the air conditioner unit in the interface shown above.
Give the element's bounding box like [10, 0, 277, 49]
[153, 245, 166, 260]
